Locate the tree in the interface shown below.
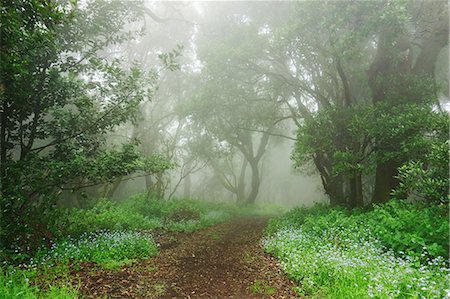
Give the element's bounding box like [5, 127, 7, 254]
[366, 0, 449, 203]
[179, 77, 282, 204]
[0, 0, 171, 251]
[270, 0, 448, 207]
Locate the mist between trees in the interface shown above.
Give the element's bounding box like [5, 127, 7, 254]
[1, 0, 448, 254]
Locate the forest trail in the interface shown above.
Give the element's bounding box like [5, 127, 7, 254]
[75, 216, 299, 298]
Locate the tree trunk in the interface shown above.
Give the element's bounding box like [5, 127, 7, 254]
[236, 158, 248, 204]
[349, 174, 364, 207]
[107, 178, 122, 198]
[372, 161, 400, 203]
[245, 159, 260, 204]
[368, 29, 410, 203]
[314, 153, 346, 207]
[327, 175, 346, 207]
[0, 102, 7, 194]
[155, 173, 165, 198]
[412, 1, 449, 76]
[368, 8, 448, 204]
[145, 174, 153, 195]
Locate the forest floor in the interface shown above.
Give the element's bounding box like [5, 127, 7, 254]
[73, 216, 299, 298]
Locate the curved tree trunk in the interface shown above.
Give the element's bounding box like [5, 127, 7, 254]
[245, 159, 260, 204]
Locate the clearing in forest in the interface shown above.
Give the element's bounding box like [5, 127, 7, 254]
[74, 216, 298, 298]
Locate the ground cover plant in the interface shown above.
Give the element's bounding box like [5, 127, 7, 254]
[0, 268, 78, 299]
[264, 201, 449, 298]
[1, 195, 285, 298]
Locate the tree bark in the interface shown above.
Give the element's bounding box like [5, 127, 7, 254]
[0, 102, 7, 193]
[349, 173, 364, 207]
[245, 159, 260, 204]
[236, 158, 247, 204]
[372, 161, 400, 204]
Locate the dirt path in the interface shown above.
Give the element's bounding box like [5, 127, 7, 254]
[75, 216, 299, 298]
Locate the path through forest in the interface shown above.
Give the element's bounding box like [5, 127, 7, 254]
[75, 216, 299, 298]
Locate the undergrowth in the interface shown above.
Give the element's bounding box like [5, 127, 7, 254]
[264, 201, 449, 298]
[0, 268, 78, 299]
[2, 194, 285, 298]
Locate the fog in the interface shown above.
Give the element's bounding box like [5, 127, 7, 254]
[87, 1, 328, 207]
[57, 0, 447, 209]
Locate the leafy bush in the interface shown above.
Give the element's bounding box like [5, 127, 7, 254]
[394, 141, 449, 204]
[65, 195, 284, 236]
[265, 202, 449, 298]
[362, 201, 448, 259]
[66, 199, 163, 236]
[268, 201, 448, 260]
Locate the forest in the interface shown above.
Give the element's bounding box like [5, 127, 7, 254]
[0, 0, 449, 298]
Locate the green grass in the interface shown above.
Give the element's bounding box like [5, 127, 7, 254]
[150, 282, 167, 297]
[243, 251, 257, 264]
[99, 258, 135, 270]
[250, 280, 276, 296]
[0, 268, 78, 299]
[208, 231, 222, 240]
[264, 201, 449, 298]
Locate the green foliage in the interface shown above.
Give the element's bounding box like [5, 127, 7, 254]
[250, 280, 276, 296]
[65, 195, 248, 235]
[268, 201, 448, 260]
[292, 99, 449, 206]
[158, 44, 184, 71]
[0, 268, 78, 299]
[1, 195, 284, 296]
[265, 203, 332, 236]
[364, 201, 449, 259]
[65, 194, 285, 237]
[66, 198, 164, 235]
[34, 231, 158, 268]
[265, 202, 449, 298]
[0, 0, 173, 252]
[392, 110, 449, 203]
[1, 230, 156, 298]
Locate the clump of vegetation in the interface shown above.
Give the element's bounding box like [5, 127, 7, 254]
[2, 194, 284, 298]
[64, 194, 285, 236]
[250, 280, 276, 296]
[0, 268, 78, 299]
[34, 231, 158, 269]
[65, 195, 234, 235]
[264, 202, 449, 298]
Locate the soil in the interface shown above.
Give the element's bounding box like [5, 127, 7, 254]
[74, 216, 300, 298]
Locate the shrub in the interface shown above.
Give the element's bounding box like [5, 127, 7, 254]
[362, 201, 449, 259]
[265, 202, 449, 298]
[65, 195, 240, 235]
[66, 198, 163, 236]
[268, 201, 448, 260]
